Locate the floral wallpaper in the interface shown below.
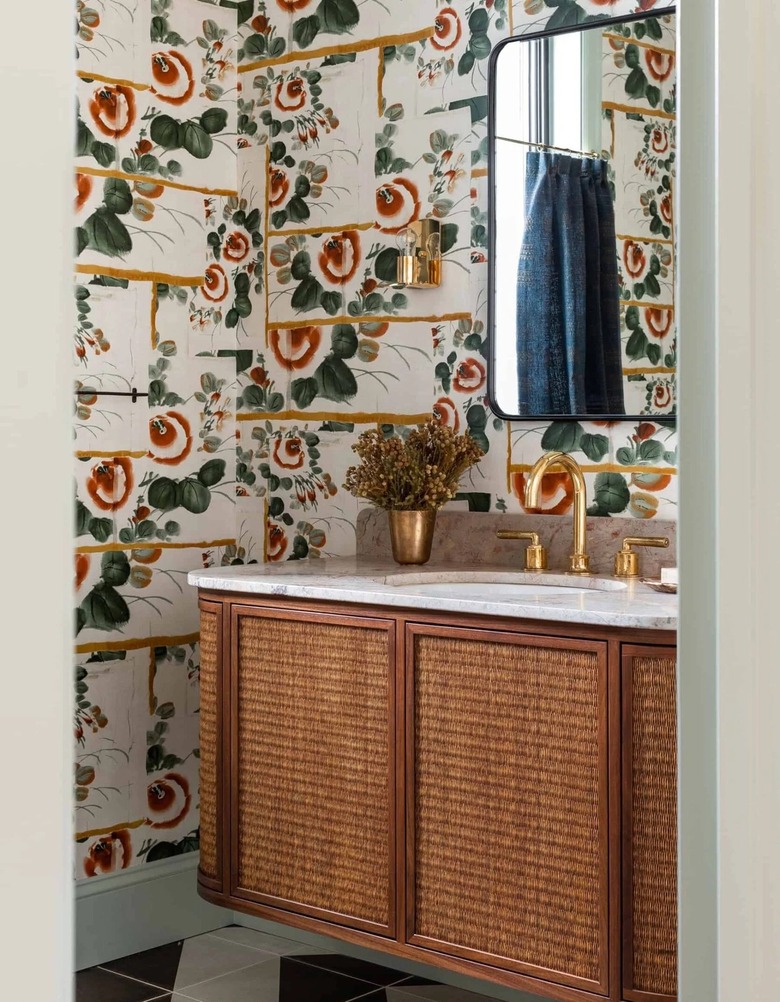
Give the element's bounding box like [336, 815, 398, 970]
[73, 0, 677, 879]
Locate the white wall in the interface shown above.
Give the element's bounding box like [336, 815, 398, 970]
[0, 0, 74, 997]
[679, 0, 780, 999]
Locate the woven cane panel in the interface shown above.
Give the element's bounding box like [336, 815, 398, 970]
[630, 655, 678, 996]
[236, 614, 390, 926]
[199, 609, 220, 881]
[413, 634, 604, 984]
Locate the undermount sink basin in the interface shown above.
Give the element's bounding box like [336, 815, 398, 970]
[383, 571, 627, 599]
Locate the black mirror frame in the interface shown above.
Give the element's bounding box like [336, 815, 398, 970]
[486, 5, 678, 423]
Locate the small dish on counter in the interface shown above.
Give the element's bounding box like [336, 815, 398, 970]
[640, 578, 678, 595]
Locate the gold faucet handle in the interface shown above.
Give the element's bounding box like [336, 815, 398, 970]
[496, 530, 548, 571]
[614, 536, 670, 578]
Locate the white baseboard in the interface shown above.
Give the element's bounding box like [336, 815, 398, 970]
[75, 855, 231, 970]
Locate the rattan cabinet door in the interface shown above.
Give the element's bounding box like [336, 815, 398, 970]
[622, 647, 678, 1002]
[198, 600, 224, 893]
[406, 624, 609, 996]
[230, 605, 396, 937]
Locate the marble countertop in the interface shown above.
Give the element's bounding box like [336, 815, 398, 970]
[188, 558, 677, 631]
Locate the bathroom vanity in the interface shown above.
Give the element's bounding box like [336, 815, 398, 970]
[189, 560, 677, 1002]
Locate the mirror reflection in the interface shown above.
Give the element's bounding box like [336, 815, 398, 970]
[490, 11, 677, 419]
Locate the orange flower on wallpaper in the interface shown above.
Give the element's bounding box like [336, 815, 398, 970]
[376, 178, 421, 234]
[132, 547, 163, 565]
[646, 49, 675, 83]
[151, 50, 195, 105]
[318, 231, 361, 285]
[660, 193, 673, 224]
[201, 263, 229, 303]
[267, 522, 288, 561]
[88, 84, 137, 139]
[269, 326, 321, 370]
[86, 457, 134, 512]
[75, 553, 91, 590]
[75, 173, 92, 211]
[652, 383, 674, 411]
[223, 230, 251, 263]
[431, 7, 462, 52]
[147, 772, 192, 830]
[623, 241, 647, 279]
[274, 75, 307, 113]
[269, 167, 290, 207]
[453, 358, 486, 393]
[432, 397, 460, 433]
[83, 830, 132, 877]
[148, 411, 193, 466]
[275, 0, 313, 10]
[273, 437, 304, 470]
[512, 471, 575, 516]
[651, 127, 670, 154]
[646, 308, 673, 339]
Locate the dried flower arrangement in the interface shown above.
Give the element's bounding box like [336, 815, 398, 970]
[344, 419, 484, 512]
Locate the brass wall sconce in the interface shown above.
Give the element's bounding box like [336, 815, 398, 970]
[396, 218, 442, 288]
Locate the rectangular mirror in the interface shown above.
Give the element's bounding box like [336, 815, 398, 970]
[488, 9, 677, 420]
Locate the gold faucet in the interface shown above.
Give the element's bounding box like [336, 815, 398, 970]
[525, 452, 590, 575]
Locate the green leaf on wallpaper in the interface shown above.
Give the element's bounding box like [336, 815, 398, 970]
[75, 500, 92, 536]
[287, 196, 311, 223]
[626, 67, 648, 100]
[75, 227, 89, 257]
[541, 422, 583, 455]
[291, 251, 312, 281]
[103, 178, 133, 214]
[150, 114, 182, 150]
[639, 439, 665, 462]
[76, 117, 94, 157]
[626, 326, 649, 361]
[197, 458, 226, 487]
[90, 517, 113, 543]
[546, 2, 586, 31]
[441, 223, 459, 255]
[242, 34, 266, 59]
[291, 275, 323, 312]
[616, 446, 636, 466]
[458, 49, 475, 76]
[320, 290, 342, 316]
[181, 122, 213, 159]
[83, 207, 132, 257]
[592, 473, 630, 515]
[101, 551, 131, 587]
[79, 582, 130, 632]
[647, 343, 662, 366]
[373, 247, 399, 282]
[92, 141, 116, 168]
[579, 433, 609, 463]
[200, 107, 228, 135]
[331, 324, 358, 359]
[291, 377, 319, 409]
[468, 33, 491, 61]
[449, 96, 488, 124]
[293, 15, 320, 49]
[646, 85, 661, 109]
[316, 356, 357, 402]
[180, 480, 211, 514]
[645, 18, 663, 41]
[148, 477, 180, 512]
[318, 0, 359, 34]
[625, 45, 641, 70]
[468, 8, 489, 34]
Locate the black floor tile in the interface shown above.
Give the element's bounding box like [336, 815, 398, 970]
[101, 941, 184, 991]
[278, 956, 376, 1002]
[76, 967, 167, 1002]
[296, 953, 412, 986]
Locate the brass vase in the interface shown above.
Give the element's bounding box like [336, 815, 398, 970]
[388, 509, 437, 565]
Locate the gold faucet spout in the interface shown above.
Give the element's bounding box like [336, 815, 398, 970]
[525, 452, 590, 574]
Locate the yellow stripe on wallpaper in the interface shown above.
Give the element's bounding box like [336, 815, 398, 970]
[268, 312, 471, 331]
[239, 26, 434, 73]
[75, 165, 238, 199]
[238, 410, 434, 425]
[75, 264, 203, 286]
[508, 463, 678, 477]
[75, 631, 201, 656]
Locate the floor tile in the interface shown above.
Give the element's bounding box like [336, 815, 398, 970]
[297, 953, 412, 986]
[178, 954, 375, 1002]
[102, 934, 269, 991]
[208, 924, 321, 956]
[76, 967, 170, 1002]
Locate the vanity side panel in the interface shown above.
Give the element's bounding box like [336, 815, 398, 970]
[622, 645, 678, 1002]
[406, 624, 610, 996]
[198, 599, 224, 892]
[230, 604, 396, 937]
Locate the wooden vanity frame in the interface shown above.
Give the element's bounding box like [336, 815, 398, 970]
[196, 589, 677, 1002]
